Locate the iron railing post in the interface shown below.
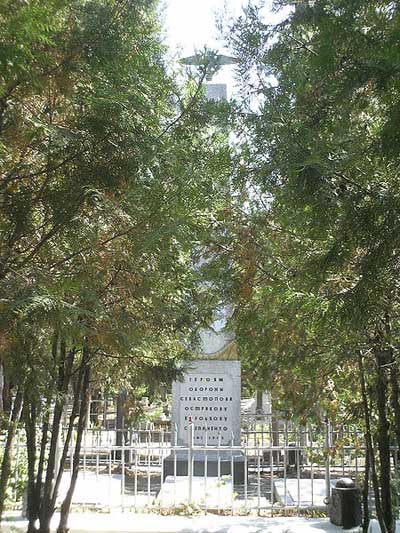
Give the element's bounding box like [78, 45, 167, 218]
[325, 418, 331, 505]
[188, 417, 193, 505]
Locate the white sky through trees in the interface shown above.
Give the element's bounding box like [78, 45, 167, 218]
[163, 0, 247, 56]
[162, 0, 247, 87]
[162, 1, 290, 87]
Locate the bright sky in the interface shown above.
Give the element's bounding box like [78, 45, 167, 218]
[163, 0, 247, 56]
[162, 0, 289, 88]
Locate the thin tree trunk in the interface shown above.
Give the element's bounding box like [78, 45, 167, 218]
[374, 343, 394, 533]
[0, 388, 23, 522]
[39, 337, 74, 533]
[24, 401, 37, 533]
[389, 361, 400, 518]
[384, 313, 400, 454]
[33, 392, 53, 527]
[362, 442, 370, 533]
[390, 361, 400, 451]
[0, 361, 4, 413]
[3, 378, 12, 415]
[50, 355, 84, 512]
[116, 389, 126, 459]
[57, 353, 90, 533]
[358, 350, 386, 533]
[256, 390, 263, 413]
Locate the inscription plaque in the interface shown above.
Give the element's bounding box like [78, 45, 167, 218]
[171, 360, 241, 447]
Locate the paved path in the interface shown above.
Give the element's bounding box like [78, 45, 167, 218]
[1, 512, 362, 532]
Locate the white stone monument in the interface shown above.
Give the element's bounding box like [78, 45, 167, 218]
[163, 53, 245, 483]
[171, 359, 241, 447]
[164, 310, 245, 482]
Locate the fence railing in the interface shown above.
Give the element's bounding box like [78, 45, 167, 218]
[2, 424, 399, 515]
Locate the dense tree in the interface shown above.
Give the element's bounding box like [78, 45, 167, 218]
[0, 1, 232, 531]
[228, 2, 400, 531]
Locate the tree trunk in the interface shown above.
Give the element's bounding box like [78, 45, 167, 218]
[50, 355, 84, 512]
[33, 392, 53, 528]
[385, 313, 400, 456]
[389, 360, 400, 517]
[374, 343, 394, 533]
[116, 390, 126, 446]
[116, 389, 127, 460]
[390, 361, 400, 452]
[102, 396, 108, 429]
[38, 337, 74, 533]
[358, 351, 385, 533]
[24, 401, 38, 533]
[362, 442, 370, 533]
[0, 361, 4, 413]
[2, 378, 12, 415]
[57, 354, 90, 533]
[0, 388, 23, 522]
[256, 389, 263, 413]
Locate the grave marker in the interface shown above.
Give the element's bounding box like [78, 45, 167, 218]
[163, 357, 245, 482]
[171, 360, 241, 446]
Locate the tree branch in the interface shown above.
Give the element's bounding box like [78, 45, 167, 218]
[156, 70, 207, 141]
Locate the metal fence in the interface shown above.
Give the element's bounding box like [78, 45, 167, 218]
[4, 421, 399, 516]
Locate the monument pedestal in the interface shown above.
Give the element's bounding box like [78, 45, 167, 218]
[163, 451, 246, 483]
[167, 359, 244, 483]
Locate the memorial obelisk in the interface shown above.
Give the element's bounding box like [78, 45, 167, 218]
[163, 53, 245, 482]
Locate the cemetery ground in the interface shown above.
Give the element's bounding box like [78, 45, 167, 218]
[1, 424, 390, 533]
[2, 385, 398, 533]
[0, 510, 366, 533]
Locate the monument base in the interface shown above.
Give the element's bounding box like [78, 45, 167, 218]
[158, 476, 233, 507]
[163, 451, 246, 483]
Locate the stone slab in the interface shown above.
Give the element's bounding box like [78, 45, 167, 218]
[162, 451, 246, 483]
[57, 471, 142, 509]
[171, 360, 241, 447]
[205, 83, 227, 101]
[273, 479, 335, 507]
[157, 475, 233, 507]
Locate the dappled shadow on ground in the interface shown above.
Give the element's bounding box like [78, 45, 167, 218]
[0, 515, 354, 533]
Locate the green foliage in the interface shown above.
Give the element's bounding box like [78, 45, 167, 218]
[0, 0, 232, 386]
[226, 0, 400, 419]
[0, 2, 232, 526]
[228, 3, 400, 528]
[0, 440, 27, 505]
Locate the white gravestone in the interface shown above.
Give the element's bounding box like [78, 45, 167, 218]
[171, 360, 241, 446]
[163, 359, 244, 482]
